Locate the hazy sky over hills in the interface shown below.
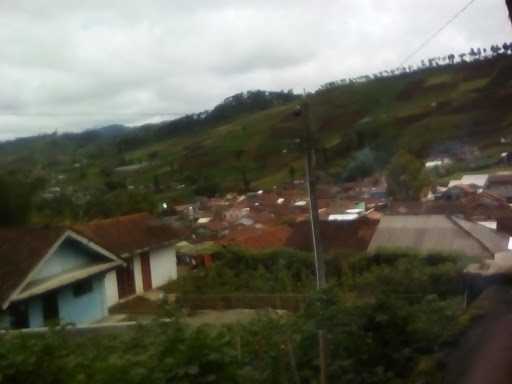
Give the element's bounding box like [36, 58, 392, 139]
[1, 0, 510, 140]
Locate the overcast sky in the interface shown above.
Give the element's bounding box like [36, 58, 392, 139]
[0, 0, 510, 141]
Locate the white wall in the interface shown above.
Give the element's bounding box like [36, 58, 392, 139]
[133, 254, 144, 294]
[150, 246, 177, 288]
[104, 270, 119, 308]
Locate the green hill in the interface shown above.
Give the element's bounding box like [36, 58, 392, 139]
[2, 55, 512, 220]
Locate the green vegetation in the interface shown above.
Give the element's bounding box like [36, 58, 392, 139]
[386, 151, 431, 200]
[176, 247, 316, 294]
[0, 173, 42, 227]
[0, 249, 476, 383]
[2, 57, 512, 222]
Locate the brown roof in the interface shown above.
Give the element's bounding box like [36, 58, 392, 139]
[286, 217, 379, 254]
[488, 174, 512, 185]
[73, 213, 180, 256]
[219, 225, 292, 250]
[0, 227, 66, 308]
[385, 198, 512, 221]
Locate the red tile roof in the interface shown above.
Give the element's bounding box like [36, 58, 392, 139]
[286, 217, 380, 254]
[0, 227, 66, 308]
[74, 213, 180, 257]
[219, 225, 292, 250]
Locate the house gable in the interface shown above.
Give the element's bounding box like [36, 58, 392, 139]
[2, 230, 122, 310]
[31, 237, 113, 282]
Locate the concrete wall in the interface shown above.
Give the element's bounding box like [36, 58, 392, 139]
[32, 239, 104, 281]
[58, 275, 106, 325]
[150, 246, 177, 288]
[133, 254, 144, 294]
[0, 310, 10, 329]
[104, 270, 119, 308]
[26, 275, 107, 328]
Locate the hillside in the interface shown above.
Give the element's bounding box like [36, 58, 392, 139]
[1, 55, 512, 220]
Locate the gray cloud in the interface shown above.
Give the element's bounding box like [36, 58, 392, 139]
[0, 0, 510, 140]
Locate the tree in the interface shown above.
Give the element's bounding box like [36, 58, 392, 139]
[386, 151, 430, 201]
[469, 48, 477, 61]
[0, 175, 37, 226]
[153, 174, 161, 192]
[288, 165, 296, 182]
[342, 148, 377, 182]
[507, 0, 512, 23]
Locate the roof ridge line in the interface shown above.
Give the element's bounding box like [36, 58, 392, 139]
[447, 215, 495, 257]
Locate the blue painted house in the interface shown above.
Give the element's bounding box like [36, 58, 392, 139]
[0, 228, 123, 329]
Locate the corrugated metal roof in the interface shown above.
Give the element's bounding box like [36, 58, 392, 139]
[368, 215, 509, 258]
[460, 174, 489, 187]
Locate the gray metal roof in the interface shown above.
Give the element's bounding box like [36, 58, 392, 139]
[368, 215, 509, 258]
[460, 174, 489, 187]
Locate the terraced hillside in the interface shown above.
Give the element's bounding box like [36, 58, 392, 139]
[1, 55, 512, 218]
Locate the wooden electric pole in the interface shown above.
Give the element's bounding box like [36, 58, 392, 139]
[302, 99, 326, 289]
[300, 96, 328, 384]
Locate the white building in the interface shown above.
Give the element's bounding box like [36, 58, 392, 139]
[74, 213, 179, 307]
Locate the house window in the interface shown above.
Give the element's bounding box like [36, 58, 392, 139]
[73, 280, 93, 297]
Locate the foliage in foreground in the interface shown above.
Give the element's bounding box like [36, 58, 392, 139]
[176, 247, 316, 294]
[0, 249, 474, 383]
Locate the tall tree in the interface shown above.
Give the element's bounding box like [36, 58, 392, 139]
[386, 151, 430, 201]
[507, 0, 512, 23]
[0, 175, 36, 227]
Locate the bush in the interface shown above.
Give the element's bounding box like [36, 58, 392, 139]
[341, 148, 377, 182]
[0, 322, 240, 384]
[386, 151, 430, 200]
[0, 249, 473, 383]
[177, 247, 316, 294]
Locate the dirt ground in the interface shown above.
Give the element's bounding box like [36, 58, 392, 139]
[184, 308, 286, 327]
[106, 291, 288, 327]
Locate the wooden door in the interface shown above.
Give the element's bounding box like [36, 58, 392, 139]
[140, 252, 152, 291]
[116, 259, 136, 299]
[9, 303, 29, 329]
[43, 292, 59, 325]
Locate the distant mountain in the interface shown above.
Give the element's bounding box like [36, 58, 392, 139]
[94, 124, 130, 137]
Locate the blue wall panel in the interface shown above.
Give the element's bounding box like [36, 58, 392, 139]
[25, 275, 107, 328]
[32, 239, 103, 281]
[28, 298, 44, 328]
[57, 275, 107, 325]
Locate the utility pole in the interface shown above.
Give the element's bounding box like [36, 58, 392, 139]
[299, 96, 328, 384]
[302, 99, 326, 289]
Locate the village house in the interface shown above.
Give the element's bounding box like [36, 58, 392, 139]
[448, 174, 489, 189]
[74, 213, 179, 307]
[0, 213, 180, 330]
[287, 216, 379, 254]
[425, 157, 452, 169]
[386, 190, 512, 224]
[485, 173, 512, 203]
[0, 228, 123, 329]
[368, 215, 510, 258]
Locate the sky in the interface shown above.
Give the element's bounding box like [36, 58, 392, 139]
[0, 0, 511, 141]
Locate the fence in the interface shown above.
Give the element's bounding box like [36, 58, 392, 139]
[176, 294, 308, 312]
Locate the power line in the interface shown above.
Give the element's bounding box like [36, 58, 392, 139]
[399, 0, 479, 66]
